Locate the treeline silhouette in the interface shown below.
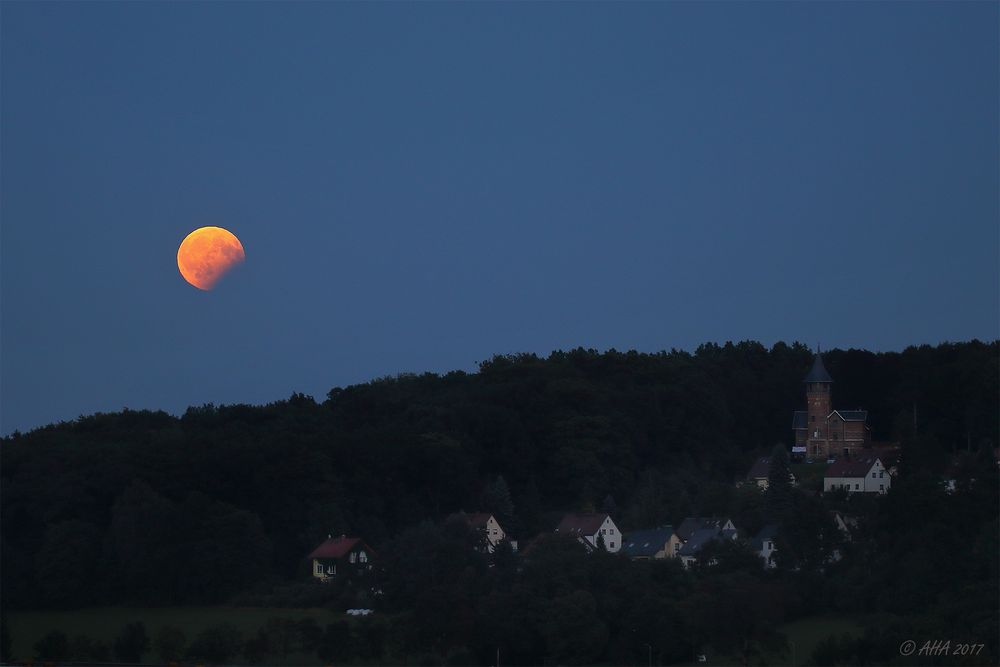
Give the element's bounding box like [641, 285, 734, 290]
[2, 340, 996, 609]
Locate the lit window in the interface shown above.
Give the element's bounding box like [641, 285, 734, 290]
[359, 551, 368, 563]
[314, 562, 323, 575]
[349, 552, 357, 564]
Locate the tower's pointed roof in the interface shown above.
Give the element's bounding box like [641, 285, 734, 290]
[804, 352, 833, 383]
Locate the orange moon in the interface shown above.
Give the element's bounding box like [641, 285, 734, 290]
[176, 226, 246, 290]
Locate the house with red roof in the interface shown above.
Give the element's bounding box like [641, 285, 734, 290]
[554, 512, 622, 553]
[823, 456, 890, 494]
[307, 535, 375, 580]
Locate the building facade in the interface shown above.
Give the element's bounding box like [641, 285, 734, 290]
[792, 352, 871, 460]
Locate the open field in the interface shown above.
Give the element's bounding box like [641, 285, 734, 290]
[690, 614, 864, 666]
[6, 606, 343, 663]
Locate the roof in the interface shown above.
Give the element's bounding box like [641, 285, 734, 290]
[307, 535, 372, 560]
[622, 526, 675, 558]
[825, 456, 881, 479]
[678, 527, 721, 556]
[555, 513, 610, 537]
[676, 517, 732, 543]
[804, 353, 833, 383]
[831, 410, 868, 422]
[747, 457, 771, 480]
[792, 411, 807, 430]
[751, 524, 779, 551]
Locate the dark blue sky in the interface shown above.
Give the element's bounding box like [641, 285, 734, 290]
[2, 2, 997, 434]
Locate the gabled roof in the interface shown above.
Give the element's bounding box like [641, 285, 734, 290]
[622, 526, 674, 558]
[830, 410, 868, 422]
[677, 527, 721, 556]
[751, 524, 779, 551]
[676, 517, 733, 543]
[825, 456, 881, 479]
[555, 513, 611, 537]
[804, 353, 833, 383]
[792, 411, 807, 430]
[308, 535, 373, 560]
[747, 457, 771, 480]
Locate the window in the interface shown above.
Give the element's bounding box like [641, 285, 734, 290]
[855, 484, 860, 490]
[610, 542, 615, 549]
[810, 415, 816, 422]
[349, 552, 357, 564]
[872, 472, 876, 478]
[880, 472, 884, 478]
[879, 484, 884, 491]
[601, 528, 606, 535]
[610, 528, 615, 535]
[359, 551, 368, 563]
[314, 562, 323, 575]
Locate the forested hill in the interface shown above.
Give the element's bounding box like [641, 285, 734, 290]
[2, 340, 997, 609]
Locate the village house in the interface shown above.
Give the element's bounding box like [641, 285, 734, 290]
[745, 457, 797, 489]
[677, 526, 738, 568]
[457, 512, 508, 553]
[554, 512, 623, 553]
[792, 351, 872, 460]
[307, 535, 375, 580]
[823, 456, 890, 494]
[674, 518, 739, 567]
[621, 526, 680, 560]
[751, 524, 779, 569]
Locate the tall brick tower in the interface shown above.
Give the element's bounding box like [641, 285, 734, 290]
[804, 351, 833, 458]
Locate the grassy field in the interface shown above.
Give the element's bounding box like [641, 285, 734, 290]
[6, 606, 344, 663]
[684, 614, 864, 666]
[776, 615, 864, 665]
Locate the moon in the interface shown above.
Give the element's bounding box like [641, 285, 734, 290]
[176, 226, 246, 290]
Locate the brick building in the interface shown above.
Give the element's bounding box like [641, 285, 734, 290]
[792, 352, 871, 460]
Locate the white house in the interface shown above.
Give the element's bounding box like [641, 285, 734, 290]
[751, 524, 779, 569]
[460, 513, 507, 553]
[554, 512, 623, 553]
[823, 456, 890, 494]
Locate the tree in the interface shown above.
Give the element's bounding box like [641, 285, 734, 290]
[765, 444, 793, 522]
[34, 630, 70, 662]
[34, 520, 103, 607]
[542, 590, 608, 664]
[71, 635, 111, 662]
[113, 622, 150, 662]
[154, 625, 186, 663]
[0, 610, 11, 662]
[481, 475, 515, 528]
[186, 624, 243, 664]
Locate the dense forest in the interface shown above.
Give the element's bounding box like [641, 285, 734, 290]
[2, 340, 998, 664]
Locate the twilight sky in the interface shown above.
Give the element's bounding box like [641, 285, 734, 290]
[2, 2, 997, 434]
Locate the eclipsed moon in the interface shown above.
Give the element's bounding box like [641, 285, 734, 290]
[177, 226, 246, 290]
